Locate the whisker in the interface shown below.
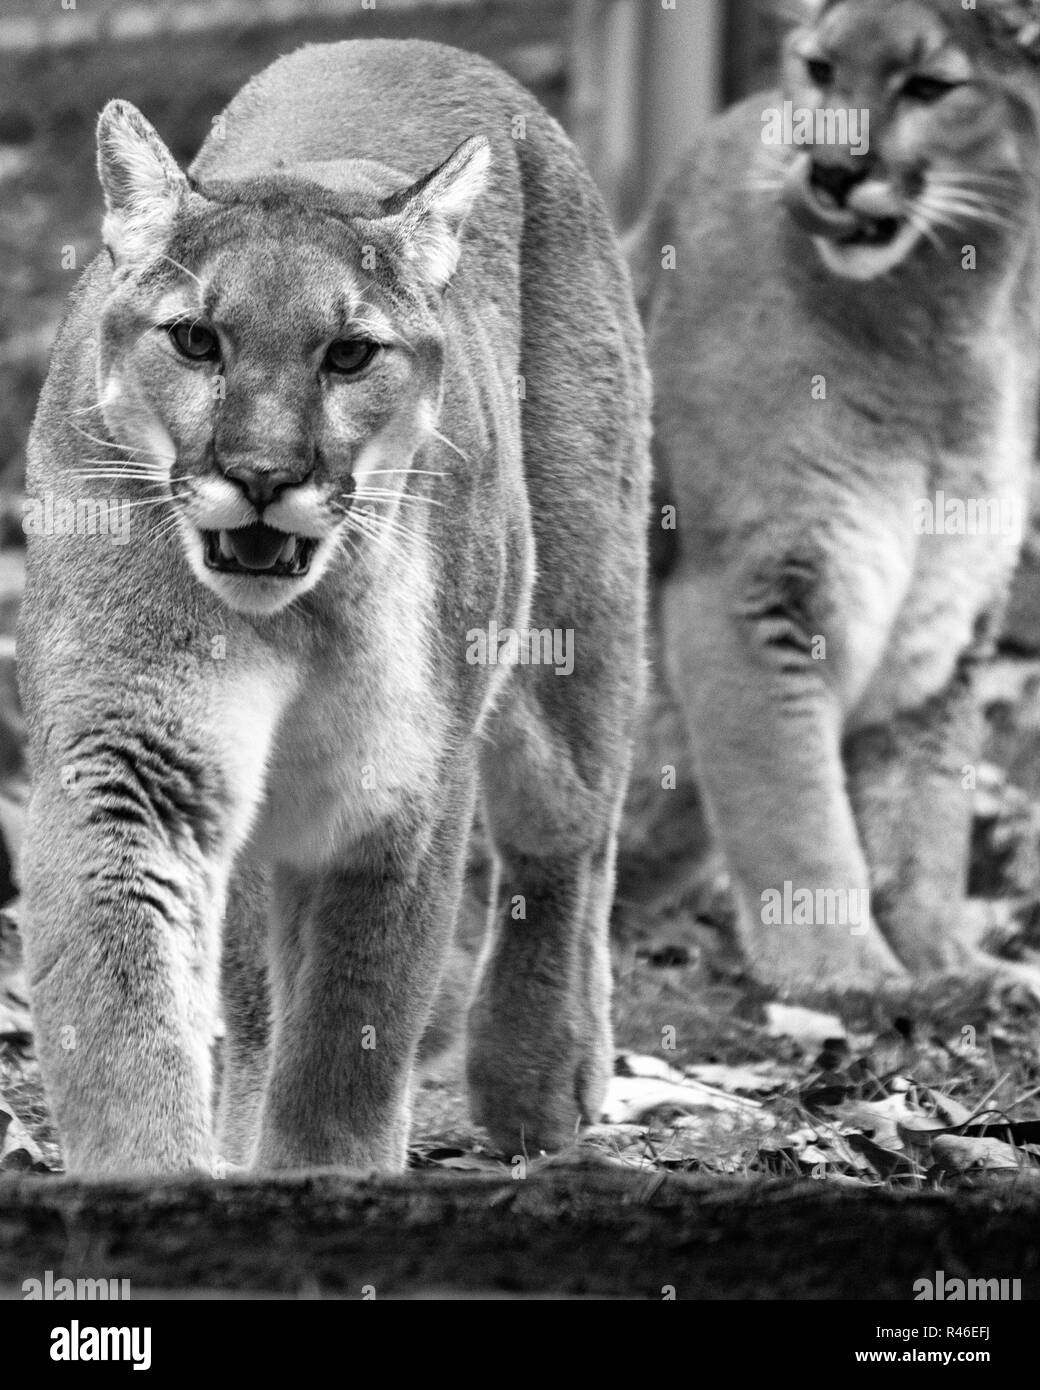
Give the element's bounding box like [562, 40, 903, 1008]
[336, 511, 370, 539]
[150, 516, 186, 548]
[905, 210, 945, 255]
[154, 252, 204, 290]
[360, 468, 448, 479]
[920, 186, 1017, 210]
[142, 310, 206, 355]
[431, 428, 469, 463]
[134, 324, 163, 351]
[78, 460, 169, 472]
[930, 208, 1017, 232]
[925, 189, 1018, 214]
[915, 206, 969, 234]
[354, 505, 436, 555]
[339, 511, 388, 552]
[75, 467, 165, 478]
[75, 474, 169, 485]
[351, 489, 444, 508]
[930, 172, 1018, 188]
[365, 506, 431, 540]
[352, 507, 404, 542]
[350, 299, 406, 348]
[916, 196, 1017, 232]
[79, 457, 166, 467]
[922, 203, 1016, 224]
[102, 496, 174, 512]
[52, 493, 171, 511]
[65, 422, 145, 455]
[336, 506, 438, 562]
[928, 186, 1017, 206]
[345, 511, 384, 540]
[331, 533, 365, 567]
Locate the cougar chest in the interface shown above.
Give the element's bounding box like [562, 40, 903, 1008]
[253, 565, 447, 867]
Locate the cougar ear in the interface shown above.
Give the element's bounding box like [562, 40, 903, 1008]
[1013, 13, 1040, 59]
[986, 0, 1040, 59]
[378, 135, 492, 292]
[96, 100, 188, 271]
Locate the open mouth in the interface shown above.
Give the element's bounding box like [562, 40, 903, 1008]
[781, 157, 910, 250]
[837, 215, 902, 247]
[202, 523, 317, 578]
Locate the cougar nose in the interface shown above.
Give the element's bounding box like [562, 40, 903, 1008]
[810, 158, 867, 206]
[221, 464, 307, 510]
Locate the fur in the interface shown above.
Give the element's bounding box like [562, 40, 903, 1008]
[633, 0, 1040, 997]
[18, 39, 650, 1173]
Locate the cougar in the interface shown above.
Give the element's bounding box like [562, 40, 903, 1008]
[632, 0, 1040, 997]
[18, 39, 650, 1173]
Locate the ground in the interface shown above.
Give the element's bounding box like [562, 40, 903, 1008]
[5, 650, 1040, 1192]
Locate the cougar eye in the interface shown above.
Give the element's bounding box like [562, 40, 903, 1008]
[167, 319, 220, 362]
[324, 340, 379, 376]
[805, 57, 833, 87]
[902, 75, 960, 103]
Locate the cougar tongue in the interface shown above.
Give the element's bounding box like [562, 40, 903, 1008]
[226, 523, 289, 571]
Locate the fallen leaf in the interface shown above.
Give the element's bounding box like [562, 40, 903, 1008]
[602, 1073, 762, 1126]
[764, 1003, 846, 1047]
[930, 1134, 1022, 1174]
[683, 1062, 786, 1096]
[0, 1091, 46, 1171]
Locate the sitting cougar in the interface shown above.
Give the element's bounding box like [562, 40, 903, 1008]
[18, 39, 649, 1173]
[632, 0, 1040, 997]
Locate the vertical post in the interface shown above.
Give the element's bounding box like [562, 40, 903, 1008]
[569, 0, 608, 190]
[569, 0, 726, 227]
[637, 0, 724, 217]
[569, 0, 643, 220]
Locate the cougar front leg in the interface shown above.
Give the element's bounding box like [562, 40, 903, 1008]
[22, 714, 253, 1175]
[844, 651, 986, 977]
[216, 859, 272, 1168]
[662, 576, 906, 998]
[254, 767, 476, 1171]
